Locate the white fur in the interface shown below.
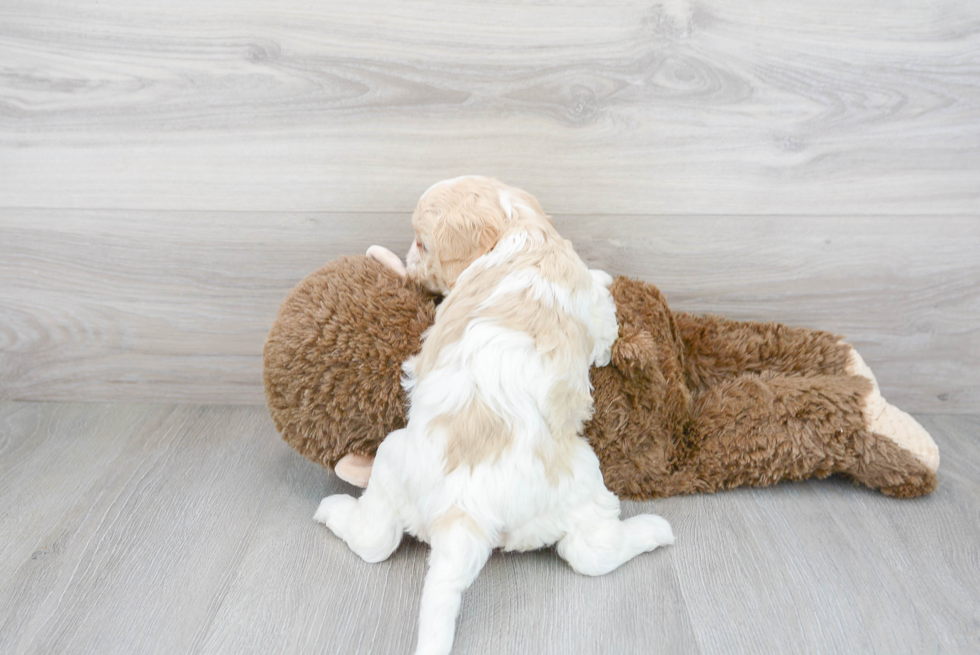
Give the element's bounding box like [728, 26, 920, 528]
[316, 188, 673, 655]
[497, 188, 536, 222]
[497, 189, 514, 219]
[589, 269, 618, 366]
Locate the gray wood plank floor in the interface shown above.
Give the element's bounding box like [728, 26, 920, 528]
[1, 401, 977, 654]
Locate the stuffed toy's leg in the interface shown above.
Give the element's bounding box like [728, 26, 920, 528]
[844, 347, 939, 472]
[674, 312, 853, 384]
[683, 369, 937, 498]
[674, 312, 939, 481]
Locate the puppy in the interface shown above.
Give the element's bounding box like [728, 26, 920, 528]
[315, 176, 673, 655]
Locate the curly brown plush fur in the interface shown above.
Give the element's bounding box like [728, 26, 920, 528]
[264, 256, 937, 499]
[264, 256, 437, 469]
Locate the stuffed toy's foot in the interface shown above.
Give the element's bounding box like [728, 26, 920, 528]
[846, 345, 940, 472]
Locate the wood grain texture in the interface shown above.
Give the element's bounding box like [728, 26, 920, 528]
[0, 402, 978, 654]
[1, 0, 978, 408]
[0, 402, 174, 587]
[666, 414, 980, 653]
[0, 0, 978, 215]
[0, 404, 291, 654]
[2, 210, 977, 412]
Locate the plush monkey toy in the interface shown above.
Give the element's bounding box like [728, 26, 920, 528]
[263, 247, 939, 499]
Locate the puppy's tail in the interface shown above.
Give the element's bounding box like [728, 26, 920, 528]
[414, 516, 491, 655]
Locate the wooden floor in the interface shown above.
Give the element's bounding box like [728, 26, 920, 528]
[1, 401, 977, 654]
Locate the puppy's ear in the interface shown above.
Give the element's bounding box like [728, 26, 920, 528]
[434, 191, 509, 284]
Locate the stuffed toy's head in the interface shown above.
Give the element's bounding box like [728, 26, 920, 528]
[263, 255, 436, 483]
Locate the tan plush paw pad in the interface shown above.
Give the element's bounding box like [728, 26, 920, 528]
[868, 402, 940, 472]
[846, 345, 940, 472]
[845, 344, 880, 393]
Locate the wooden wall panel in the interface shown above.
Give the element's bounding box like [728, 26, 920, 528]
[0, 0, 977, 409]
[1, 210, 976, 412]
[0, 0, 977, 215]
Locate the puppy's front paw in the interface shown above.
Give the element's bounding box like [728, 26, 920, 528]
[589, 268, 614, 289]
[314, 494, 357, 537]
[588, 270, 619, 367]
[629, 514, 675, 550]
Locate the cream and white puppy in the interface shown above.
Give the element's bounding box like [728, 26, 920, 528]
[316, 176, 673, 655]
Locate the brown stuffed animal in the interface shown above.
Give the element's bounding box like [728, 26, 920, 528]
[264, 248, 939, 499]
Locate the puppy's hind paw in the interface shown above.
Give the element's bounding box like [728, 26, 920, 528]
[314, 494, 357, 537]
[629, 514, 675, 551]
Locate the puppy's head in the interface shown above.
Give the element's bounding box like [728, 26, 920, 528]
[406, 176, 513, 294]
